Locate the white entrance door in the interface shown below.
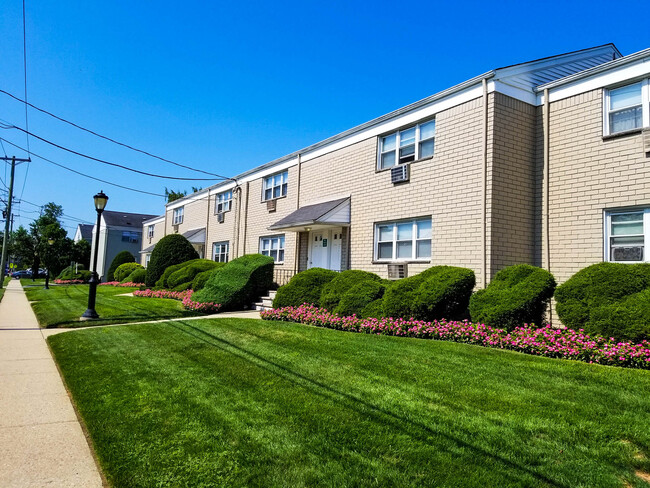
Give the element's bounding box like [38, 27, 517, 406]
[309, 228, 343, 270]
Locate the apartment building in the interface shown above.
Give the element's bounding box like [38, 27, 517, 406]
[142, 44, 650, 296]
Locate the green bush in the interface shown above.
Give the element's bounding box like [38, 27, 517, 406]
[115, 263, 144, 282]
[57, 264, 88, 281]
[555, 262, 650, 342]
[192, 269, 218, 291]
[469, 264, 556, 330]
[106, 251, 135, 282]
[412, 267, 475, 321]
[79, 270, 92, 282]
[320, 270, 382, 311]
[145, 235, 199, 287]
[193, 254, 274, 311]
[272, 268, 338, 309]
[360, 298, 386, 319]
[167, 260, 224, 290]
[334, 280, 387, 317]
[126, 267, 146, 284]
[172, 282, 193, 292]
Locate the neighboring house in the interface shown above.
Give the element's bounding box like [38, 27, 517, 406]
[142, 44, 650, 315]
[73, 224, 93, 244]
[91, 210, 157, 280]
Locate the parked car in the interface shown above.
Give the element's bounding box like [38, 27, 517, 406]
[12, 270, 32, 279]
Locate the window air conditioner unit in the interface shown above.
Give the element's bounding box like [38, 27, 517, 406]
[267, 199, 277, 212]
[390, 164, 409, 184]
[387, 263, 408, 280]
[643, 128, 650, 155]
[172, 224, 179, 233]
[216, 212, 225, 223]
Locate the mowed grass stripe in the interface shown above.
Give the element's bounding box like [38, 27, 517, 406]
[49, 318, 650, 487]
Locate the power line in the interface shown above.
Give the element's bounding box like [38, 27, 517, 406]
[1, 137, 166, 197]
[0, 89, 234, 181]
[19, 0, 31, 201]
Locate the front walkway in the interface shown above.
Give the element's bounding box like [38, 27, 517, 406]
[0, 280, 103, 487]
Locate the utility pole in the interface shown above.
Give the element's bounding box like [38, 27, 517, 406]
[0, 156, 30, 288]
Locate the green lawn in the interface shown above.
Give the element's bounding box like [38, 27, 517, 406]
[0, 276, 9, 302]
[48, 318, 650, 487]
[26, 283, 200, 328]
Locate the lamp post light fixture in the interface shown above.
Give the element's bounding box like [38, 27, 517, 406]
[44, 238, 54, 290]
[81, 190, 108, 320]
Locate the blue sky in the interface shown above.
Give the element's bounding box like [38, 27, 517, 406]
[0, 0, 649, 234]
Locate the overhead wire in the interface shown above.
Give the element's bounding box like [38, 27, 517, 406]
[0, 89, 234, 181]
[19, 0, 30, 200]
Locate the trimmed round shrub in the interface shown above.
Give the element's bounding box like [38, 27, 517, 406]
[145, 234, 199, 287]
[115, 263, 144, 282]
[127, 267, 146, 284]
[106, 251, 135, 282]
[360, 298, 386, 319]
[193, 254, 274, 311]
[320, 270, 382, 311]
[412, 267, 475, 321]
[555, 262, 650, 342]
[272, 268, 338, 309]
[469, 264, 556, 330]
[192, 269, 218, 291]
[57, 264, 89, 281]
[167, 260, 224, 290]
[334, 280, 387, 317]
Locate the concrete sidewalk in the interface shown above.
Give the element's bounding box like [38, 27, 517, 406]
[0, 280, 103, 487]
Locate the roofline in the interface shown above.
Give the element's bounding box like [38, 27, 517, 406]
[142, 215, 165, 225]
[536, 46, 650, 92]
[167, 71, 495, 205]
[497, 43, 621, 71]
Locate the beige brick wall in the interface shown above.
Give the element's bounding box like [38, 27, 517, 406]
[298, 97, 486, 281]
[487, 92, 537, 278]
[139, 219, 164, 266]
[164, 195, 211, 257]
[206, 188, 240, 262]
[543, 88, 650, 284]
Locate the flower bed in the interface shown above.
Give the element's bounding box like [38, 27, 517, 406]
[99, 281, 143, 287]
[53, 279, 86, 284]
[261, 304, 650, 370]
[133, 289, 221, 313]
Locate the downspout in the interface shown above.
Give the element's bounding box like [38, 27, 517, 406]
[233, 185, 241, 259]
[481, 78, 488, 288]
[543, 88, 552, 326]
[242, 181, 250, 254]
[205, 191, 211, 259]
[294, 154, 302, 274]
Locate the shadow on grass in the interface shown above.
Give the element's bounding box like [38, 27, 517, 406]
[170, 320, 566, 488]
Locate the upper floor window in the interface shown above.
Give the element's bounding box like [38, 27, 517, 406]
[147, 224, 154, 239]
[260, 235, 285, 263]
[213, 241, 229, 263]
[375, 217, 431, 261]
[173, 207, 184, 225]
[378, 120, 435, 170]
[215, 190, 232, 214]
[263, 171, 288, 201]
[606, 208, 650, 263]
[121, 231, 139, 243]
[605, 80, 650, 135]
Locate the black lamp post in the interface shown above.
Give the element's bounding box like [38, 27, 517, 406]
[82, 190, 108, 320]
[44, 238, 54, 289]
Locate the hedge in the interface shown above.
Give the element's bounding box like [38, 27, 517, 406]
[334, 280, 387, 317]
[193, 254, 274, 311]
[320, 270, 382, 311]
[360, 298, 385, 319]
[145, 235, 199, 287]
[192, 269, 218, 292]
[167, 260, 224, 290]
[272, 268, 338, 309]
[106, 251, 135, 282]
[469, 264, 556, 330]
[57, 264, 91, 282]
[555, 262, 650, 342]
[127, 267, 146, 284]
[115, 263, 144, 283]
[412, 266, 475, 321]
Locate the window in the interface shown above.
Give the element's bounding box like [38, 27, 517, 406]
[173, 207, 184, 225]
[375, 218, 431, 261]
[147, 224, 154, 239]
[263, 171, 288, 201]
[121, 231, 139, 243]
[215, 190, 232, 214]
[606, 209, 650, 262]
[605, 79, 650, 134]
[260, 235, 285, 263]
[378, 120, 436, 170]
[213, 241, 229, 263]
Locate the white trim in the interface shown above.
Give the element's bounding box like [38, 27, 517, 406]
[262, 170, 289, 201]
[603, 78, 650, 136]
[142, 215, 164, 225]
[604, 207, 650, 263]
[374, 217, 432, 262]
[259, 235, 285, 264]
[172, 207, 184, 225]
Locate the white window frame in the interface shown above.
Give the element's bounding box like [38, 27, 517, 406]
[144, 254, 151, 268]
[215, 190, 232, 214]
[604, 208, 650, 263]
[377, 120, 436, 170]
[213, 241, 229, 263]
[263, 171, 288, 201]
[172, 206, 184, 225]
[374, 217, 432, 262]
[604, 79, 650, 135]
[259, 235, 285, 263]
[147, 224, 154, 239]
